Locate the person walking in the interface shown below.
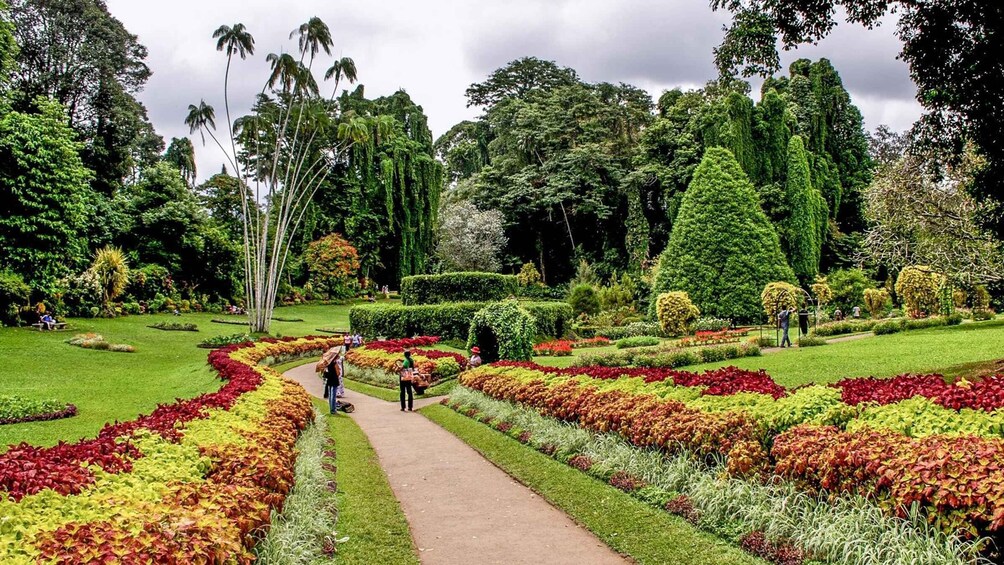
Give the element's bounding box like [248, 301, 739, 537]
[798, 307, 810, 337]
[778, 307, 793, 348]
[316, 348, 343, 414]
[400, 349, 416, 412]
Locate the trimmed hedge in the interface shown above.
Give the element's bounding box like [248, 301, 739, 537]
[400, 273, 519, 305]
[350, 301, 572, 341]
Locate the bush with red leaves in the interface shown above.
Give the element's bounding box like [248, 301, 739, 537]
[739, 531, 806, 565]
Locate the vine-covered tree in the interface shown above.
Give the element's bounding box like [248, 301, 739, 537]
[783, 135, 828, 283]
[650, 147, 795, 322]
[0, 97, 92, 292]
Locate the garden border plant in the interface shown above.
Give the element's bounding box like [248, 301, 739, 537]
[349, 300, 572, 341]
[0, 396, 77, 426]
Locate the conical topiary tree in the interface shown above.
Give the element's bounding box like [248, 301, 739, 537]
[782, 135, 828, 284]
[650, 147, 796, 323]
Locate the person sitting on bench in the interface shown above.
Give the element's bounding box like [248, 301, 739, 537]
[40, 314, 57, 331]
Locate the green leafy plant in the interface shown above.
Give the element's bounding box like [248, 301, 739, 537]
[400, 273, 519, 305]
[895, 266, 944, 318]
[467, 300, 536, 363]
[615, 336, 661, 349]
[199, 333, 252, 348]
[0, 395, 76, 425]
[149, 322, 199, 332]
[863, 288, 891, 319]
[567, 284, 601, 317]
[797, 336, 827, 347]
[760, 282, 802, 324]
[655, 291, 699, 336]
[349, 301, 571, 341]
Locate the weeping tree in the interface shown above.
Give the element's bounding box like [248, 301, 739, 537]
[187, 17, 386, 332]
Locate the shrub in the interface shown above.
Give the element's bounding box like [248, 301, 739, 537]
[349, 301, 571, 341]
[517, 262, 542, 287]
[0, 270, 30, 326]
[649, 147, 795, 323]
[596, 322, 664, 340]
[873, 320, 904, 335]
[568, 284, 601, 317]
[827, 268, 872, 314]
[810, 319, 878, 337]
[810, 277, 833, 306]
[761, 282, 801, 324]
[467, 300, 535, 362]
[896, 266, 944, 318]
[615, 336, 661, 349]
[59, 270, 103, 318]
[125, 264, 172, 302]
[0, 395, 76, 425]
[797, 336, 827, 347]
[199, 333, 252, 348]
[973, 309, 996, 321]
[122, 302, 142, 315]
[692, 317, 731, 332]
[89, 246, 129, 315]
[401, 273, 518, 305]
[863, 288, 890, 319]
[656, 292, 700, 336]
[149, 322, 199, 332]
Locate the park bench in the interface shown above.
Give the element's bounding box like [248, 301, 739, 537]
[31, 322, 67, 331]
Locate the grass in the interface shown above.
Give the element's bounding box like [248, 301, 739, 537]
[422, 404, 763, 565]
[693, 319, 1004, 387]
[0, 303, 357, 448]
[322, 398, 418, 564]
[342, 378, 457, 403]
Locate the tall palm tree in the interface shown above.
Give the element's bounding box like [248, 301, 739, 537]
[324, 57, 358, 94]
[213, 24, 255, 178]
[290, 17, 333, 62]
[185, 100, 217, 141]
[266, 52, 300, 94]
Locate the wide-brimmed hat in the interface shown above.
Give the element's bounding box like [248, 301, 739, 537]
[471, 347, 480, 354]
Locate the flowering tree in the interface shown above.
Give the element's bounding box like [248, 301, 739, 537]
[435, 200, 507, 272]
[304, 233, 360, 299]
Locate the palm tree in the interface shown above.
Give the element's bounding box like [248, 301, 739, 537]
[290, 17, 333, 61]
[324, 57, 358, 94]
[89, 246, 129, 316]
[185, 100, 217, 141]
[266, 53, 300, 93]
[213, 24, 255, 179]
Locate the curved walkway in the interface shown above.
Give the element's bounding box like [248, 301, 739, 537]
[284, 364, 628, 565]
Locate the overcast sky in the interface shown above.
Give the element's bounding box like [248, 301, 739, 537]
[105, 0, 923, 182]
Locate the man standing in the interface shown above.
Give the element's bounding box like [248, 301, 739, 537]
[778, 307, 793, 348]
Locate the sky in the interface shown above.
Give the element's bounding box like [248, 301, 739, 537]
[105, 0, 923, 182]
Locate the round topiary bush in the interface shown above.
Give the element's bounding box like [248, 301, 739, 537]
[467, 299, 536, 363]
[568, 284, 600, 317]
[655, 291, 699, 336]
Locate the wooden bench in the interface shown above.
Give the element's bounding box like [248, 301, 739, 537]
[31, 322, 67, 331]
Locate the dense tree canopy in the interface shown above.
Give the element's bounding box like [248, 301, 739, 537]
[712, 0, 1004, 235]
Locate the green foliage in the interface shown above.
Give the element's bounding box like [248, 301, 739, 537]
[797, 336, 827, 347]
[400, 273, 519, 305]
[810, 277, 833, 305]
[827, 268, 872, 314]
[781, 136, 827, 282]
[0, 97, 91, 292]
[568, 284, 601, 317]
[651, 147, 795, 322]
[810, 319, 879, 337]
[303, 233, 360, 300]
[349, 301, 571, 341]
[615, 336, 661, 349]
[89, 246, 129, 315]
[761, 282, 801, 324]
[467, 300, 536, 362]
[895, 266, 945, 318]
[692, 317, 732, 332]
[863, 288, 890, 319]
[0, 270, 29, 326]
[596, 322, 665, 340]
[655, 292, 700, 336]
[199, 333, 252, 348]
[517, 262, 543, 287]
[163, 138, 196, 186]
[0, 1, 15, 85]
[148, 322, 198, 332]
[0, 395, 71, 423]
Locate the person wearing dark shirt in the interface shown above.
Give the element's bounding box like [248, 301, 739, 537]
[400, 349, 415, 412]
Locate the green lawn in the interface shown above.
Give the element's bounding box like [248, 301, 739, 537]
[0, 303, 355, 448]
[322, 400, 418, 564]
[422, 405, 763, 565]
[696, 320, 1004, 388]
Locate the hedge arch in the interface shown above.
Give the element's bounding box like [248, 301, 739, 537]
[466, 300, 535, 363]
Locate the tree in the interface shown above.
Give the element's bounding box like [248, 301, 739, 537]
[863, 145, 1004, 287]
[568, 284, 601, 318]
[827, 268, 872, 314]
[0, 1, 15, 86]
[863, 288, 889, 319]
[783, 135, 828, 283]
[0, 97, 91, 292]
[164, 138, 197, 186]
[435, 201, 507, 272]
[89, 246, 128, 314]
[761, 281, 801, 324]
[190, 17, 380, 332]
[650, 147, 795, 323]
[711, 0, 1004, 233]
[9, 0, 162, 194]
[465, 56, 579, 108]
[303, 233, 360, 299]
[197, 168, 251, 241]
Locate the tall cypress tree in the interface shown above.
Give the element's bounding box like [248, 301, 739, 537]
[650, 147, 794, 322]
[782, 136, 828, 283]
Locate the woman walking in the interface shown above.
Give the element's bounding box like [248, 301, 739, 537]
[400, 349, 415, 412]
[317, 347, 343, 414]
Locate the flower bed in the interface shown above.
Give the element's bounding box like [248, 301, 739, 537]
[0, 336, 338, 563]
[678, 329, 749, 348]
[344, 336, 466, 385]
[66, 333, 135, 353]
[0, 396, 76, 426]
[458, 361, 1004, 541]
[533, 337, 611, 356]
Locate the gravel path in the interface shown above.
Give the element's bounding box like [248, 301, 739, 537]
[284, 363, 628, 565]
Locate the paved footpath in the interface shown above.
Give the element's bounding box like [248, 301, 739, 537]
[284, 363, 628, 565]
